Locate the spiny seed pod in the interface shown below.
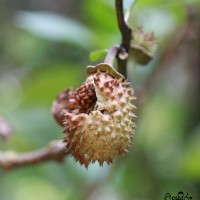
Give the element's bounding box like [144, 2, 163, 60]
[52, 63, 136, 167]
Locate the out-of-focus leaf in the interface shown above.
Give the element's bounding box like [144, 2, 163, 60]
[15, 11, 94, 48]
[82, 0, 117, 33]
[180, 129, 200, 180]
[22, 64, 84, 106]
[135, 1, 187, 26]
[9, 177, 66, 200]
[82, 0, 120, 48]
[131, 8, 176, 37]
[0, 75, 23, 112]
[124, 0, 137, 9]
[89, 49, 108, 62]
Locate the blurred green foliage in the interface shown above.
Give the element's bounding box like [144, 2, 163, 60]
[0, 0, 200, 200]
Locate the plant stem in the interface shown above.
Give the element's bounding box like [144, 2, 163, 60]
[104, 45, 119, 66]
[115, 0, 132, 77]
[0, 140, 66, 170]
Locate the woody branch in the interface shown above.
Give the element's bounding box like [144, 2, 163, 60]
[0, 140, 66, 170]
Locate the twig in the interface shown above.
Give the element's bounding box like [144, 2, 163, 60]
[115, 0, 132, 51]
[115, 0, 132, 77]
[0, 140, 66, 170]
[104, 45, 119, 65]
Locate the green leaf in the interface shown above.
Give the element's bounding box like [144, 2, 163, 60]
[14, 11, 94, 48]
[22, 64, 84, 106]
[180, 130, 200, 180]
[89, 49, 108, 62]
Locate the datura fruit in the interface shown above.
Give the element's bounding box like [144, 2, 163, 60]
[52, 63, 136, 167]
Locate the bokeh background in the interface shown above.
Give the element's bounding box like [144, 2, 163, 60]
[0, 0, 200, 199]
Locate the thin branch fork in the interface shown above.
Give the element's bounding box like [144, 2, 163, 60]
[0, 140, 66, 170]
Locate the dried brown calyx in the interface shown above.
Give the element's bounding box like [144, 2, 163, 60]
[52, 63, 136, 167]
